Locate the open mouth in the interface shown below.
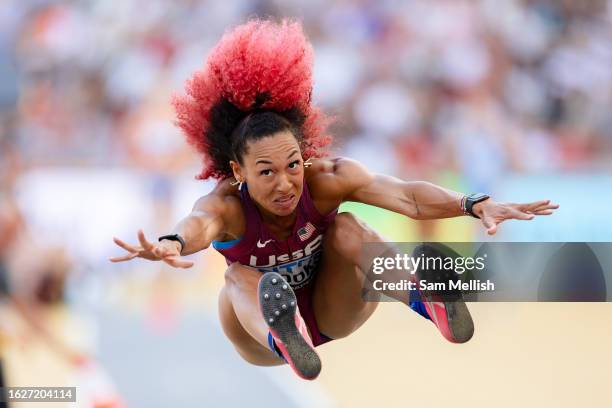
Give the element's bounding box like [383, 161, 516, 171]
[274, 194, 296, 208]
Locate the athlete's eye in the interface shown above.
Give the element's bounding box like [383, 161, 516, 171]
[288, 160, 300, 169]
[260, 169, 272, 176]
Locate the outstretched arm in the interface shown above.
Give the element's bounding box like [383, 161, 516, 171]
[314, 158, 559, 235]
[110, 193, 234, 268]
[166, 195, 228, 255]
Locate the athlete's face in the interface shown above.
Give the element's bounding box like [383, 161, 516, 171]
[231, 130, 305, 217]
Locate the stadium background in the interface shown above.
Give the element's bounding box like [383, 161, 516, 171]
[1, 0, 611, 407]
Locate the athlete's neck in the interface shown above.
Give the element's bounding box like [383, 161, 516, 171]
[256, 203, 297, 239]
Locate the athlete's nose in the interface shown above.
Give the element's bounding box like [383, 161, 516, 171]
[276, 172, 293, 193]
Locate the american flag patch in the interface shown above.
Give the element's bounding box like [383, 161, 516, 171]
[297, 222, 316, 241]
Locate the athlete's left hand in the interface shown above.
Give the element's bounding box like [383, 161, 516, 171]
[472, 199, 559, 235]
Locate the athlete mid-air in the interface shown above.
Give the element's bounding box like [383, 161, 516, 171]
[110, 20, 559, 380]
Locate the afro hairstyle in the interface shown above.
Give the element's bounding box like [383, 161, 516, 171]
[173, 19, 333, 180]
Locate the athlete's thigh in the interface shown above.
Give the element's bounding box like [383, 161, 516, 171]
[312, 236, 378, 340]
[218, 279, 282, 366]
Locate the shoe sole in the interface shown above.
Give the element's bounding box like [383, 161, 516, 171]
[414, 244, 475, 343]
[258, 272, 322, 380]
[422, 295, 474, 343]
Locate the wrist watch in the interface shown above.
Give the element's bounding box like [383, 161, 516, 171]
[461, 193, 490, 219]
[158, 234, 185, 254]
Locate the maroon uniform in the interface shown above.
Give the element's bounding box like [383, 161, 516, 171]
[212, 181, 337, 346]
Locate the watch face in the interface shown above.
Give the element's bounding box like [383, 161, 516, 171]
[470, 193, 489, 201]
[466, 194, 489, 218]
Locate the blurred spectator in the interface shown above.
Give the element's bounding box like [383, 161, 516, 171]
[1, 0, 608, 177]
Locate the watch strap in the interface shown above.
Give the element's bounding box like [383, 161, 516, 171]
[462, 193, 490, 219]
[158, 234, 185, 254]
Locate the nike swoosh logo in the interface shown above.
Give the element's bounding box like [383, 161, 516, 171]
[257, 239, 273, 248]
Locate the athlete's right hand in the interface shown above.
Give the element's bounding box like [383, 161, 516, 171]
[109, 229, 194, 268]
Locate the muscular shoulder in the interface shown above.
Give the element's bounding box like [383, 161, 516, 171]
[305, 157, 374, 204]
[192, 179, 240, 212]
[192, 179, 244, 236]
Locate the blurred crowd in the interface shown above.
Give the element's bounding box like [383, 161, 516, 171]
[0, 1, 611, 404]
[1, 0, 611, 190]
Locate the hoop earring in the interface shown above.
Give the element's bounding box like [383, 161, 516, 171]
[230, 179, 243, 189]
[304, 158, 313, 168]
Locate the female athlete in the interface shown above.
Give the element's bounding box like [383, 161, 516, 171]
[110, 20, 558, 380]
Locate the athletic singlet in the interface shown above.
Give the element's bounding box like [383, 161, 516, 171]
[212, 180, 337, 290]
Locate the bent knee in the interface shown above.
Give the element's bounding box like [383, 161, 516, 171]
[223, 262, 259, 287]
[326, 212, 381, 258]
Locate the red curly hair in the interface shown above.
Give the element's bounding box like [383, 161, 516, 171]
[173, 19, 333, 180]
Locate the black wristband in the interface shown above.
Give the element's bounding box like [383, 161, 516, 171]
[462, 193, 490, 219]
[158, 234, 185, 254]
